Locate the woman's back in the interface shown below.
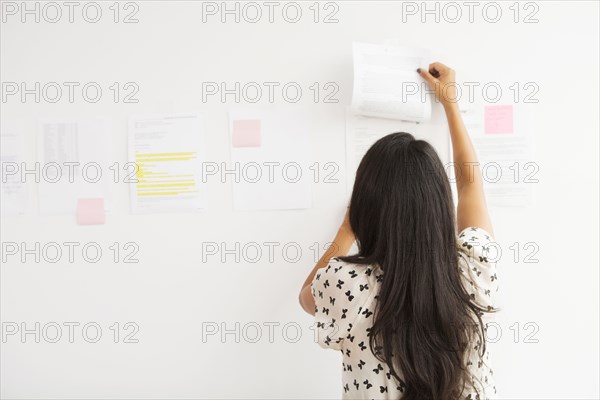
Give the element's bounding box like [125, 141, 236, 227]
[311, 226, 499, 400]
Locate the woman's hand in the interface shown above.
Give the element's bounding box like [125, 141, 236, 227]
[418, 62, 457, 108]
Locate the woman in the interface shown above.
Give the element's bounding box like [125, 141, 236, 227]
[299, 63, 499, 400]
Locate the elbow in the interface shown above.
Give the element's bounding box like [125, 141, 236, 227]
[298, 291, 305, 311]
[298, 285, 315, 316]
[457, 180, 484, 197]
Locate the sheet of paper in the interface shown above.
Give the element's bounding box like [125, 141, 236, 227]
[128, 114, 206, 214]
[37, 119, 113, 215]
[1, 121, 28, 216]
[345, 108, 451, 196]
[465, 105, 535, 207]
[229, 108, 312, 211]
[351, 42, 432, 122]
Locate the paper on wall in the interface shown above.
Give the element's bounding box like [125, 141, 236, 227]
[345, 108, 451, 196]
[228, 108, 312, 211]
[128, 114, 206, 214]
[1, 121, 28, 216]
[37, 119, 113, 215]
[465, 105, 536, 207]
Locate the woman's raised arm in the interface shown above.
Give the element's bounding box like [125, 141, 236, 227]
[418, 63, 494, 238]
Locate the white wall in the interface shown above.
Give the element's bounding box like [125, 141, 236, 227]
[1, 1, 598, 399]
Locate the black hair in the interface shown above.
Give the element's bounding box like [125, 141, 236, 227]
[339, 132, 492, 399]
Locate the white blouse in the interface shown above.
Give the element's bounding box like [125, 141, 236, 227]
[311, 226, 499, 399]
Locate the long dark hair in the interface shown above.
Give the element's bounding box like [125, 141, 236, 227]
[339, 132, 491, 399]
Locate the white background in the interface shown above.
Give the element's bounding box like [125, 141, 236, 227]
[1, 1, 599, 399]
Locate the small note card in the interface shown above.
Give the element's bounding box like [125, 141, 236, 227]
[232, 120, 261, 147]
[484, 105, 514, 134]
[77, 198, 105, 225]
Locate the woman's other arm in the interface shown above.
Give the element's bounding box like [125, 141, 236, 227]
[298, 210, 355, 315]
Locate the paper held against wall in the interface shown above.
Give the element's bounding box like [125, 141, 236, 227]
[351, 42, 433, 123]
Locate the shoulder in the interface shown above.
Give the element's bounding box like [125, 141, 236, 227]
[457, 226, 499, 311]
[458, 226, 494, 247]
[310, 258, 380, 350]
[457, 226, 497, 266]
[311, 258, 380, 307]
[313, 258, 380, 290]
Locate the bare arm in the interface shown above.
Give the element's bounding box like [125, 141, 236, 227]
[419, 63, 494, 238]
[298, 210, 355, 315]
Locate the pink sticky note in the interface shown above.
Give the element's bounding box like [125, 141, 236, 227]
[484, 105, 514, 134]
[77, 198, 105, 225]
[232, 120, 261, 147]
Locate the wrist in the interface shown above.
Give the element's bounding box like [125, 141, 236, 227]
[443, 101, 460, 113]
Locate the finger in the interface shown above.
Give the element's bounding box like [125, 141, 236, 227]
[417, 67, 438, 86]
[429, 62, 449, 74]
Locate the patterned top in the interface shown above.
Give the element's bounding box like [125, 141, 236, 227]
[310, 226, 499, 399]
